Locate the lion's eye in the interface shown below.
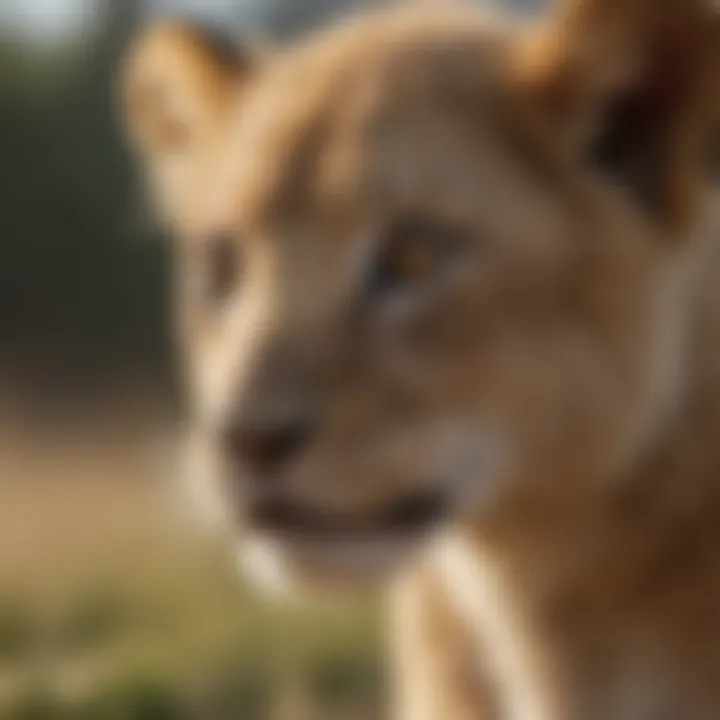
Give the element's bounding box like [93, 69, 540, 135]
[201, 233, 242, 306]
[369, 219, 462, 297]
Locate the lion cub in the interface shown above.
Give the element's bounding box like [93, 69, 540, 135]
[121, 0, 720, 717]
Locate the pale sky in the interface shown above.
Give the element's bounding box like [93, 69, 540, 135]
[0, 0, 253, 41]
[0, 0, 110, 41]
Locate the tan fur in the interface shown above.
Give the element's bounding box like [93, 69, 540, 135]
[121, 2, 720, 718]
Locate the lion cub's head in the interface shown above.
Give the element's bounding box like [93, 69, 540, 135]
[121, 1, 719, 590]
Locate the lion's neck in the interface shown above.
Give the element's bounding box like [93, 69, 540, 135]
[432, 465, 720, 719]
[424, 216, 720, 720]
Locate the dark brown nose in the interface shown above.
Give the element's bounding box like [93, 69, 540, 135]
[222, 419, 315, 477]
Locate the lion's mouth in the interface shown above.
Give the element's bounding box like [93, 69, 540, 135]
[246, 489, 449, 540]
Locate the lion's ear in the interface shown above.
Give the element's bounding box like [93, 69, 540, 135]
[513, 0, 720, 232]
[120, 22, 255, 226]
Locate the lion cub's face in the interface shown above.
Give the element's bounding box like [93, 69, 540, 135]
[122, 7, 719, 589]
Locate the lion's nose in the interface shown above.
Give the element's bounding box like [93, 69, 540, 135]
[222, 419, 315, 477]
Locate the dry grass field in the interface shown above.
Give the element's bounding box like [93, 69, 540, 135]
[0, 408, 383, 719]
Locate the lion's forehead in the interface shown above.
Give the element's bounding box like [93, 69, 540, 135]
[211, 15, 514, 229]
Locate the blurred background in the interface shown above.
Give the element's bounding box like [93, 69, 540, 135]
[0, 1, 541, 717]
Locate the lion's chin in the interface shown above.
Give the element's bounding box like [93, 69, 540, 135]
[240, 532, 427, 598]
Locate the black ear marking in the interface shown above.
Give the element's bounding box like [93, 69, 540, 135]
[589, 88, 668, 214]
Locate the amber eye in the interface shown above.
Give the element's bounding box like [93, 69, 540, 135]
[368, 219, 462, 297]
[200, 233, 242, 306]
